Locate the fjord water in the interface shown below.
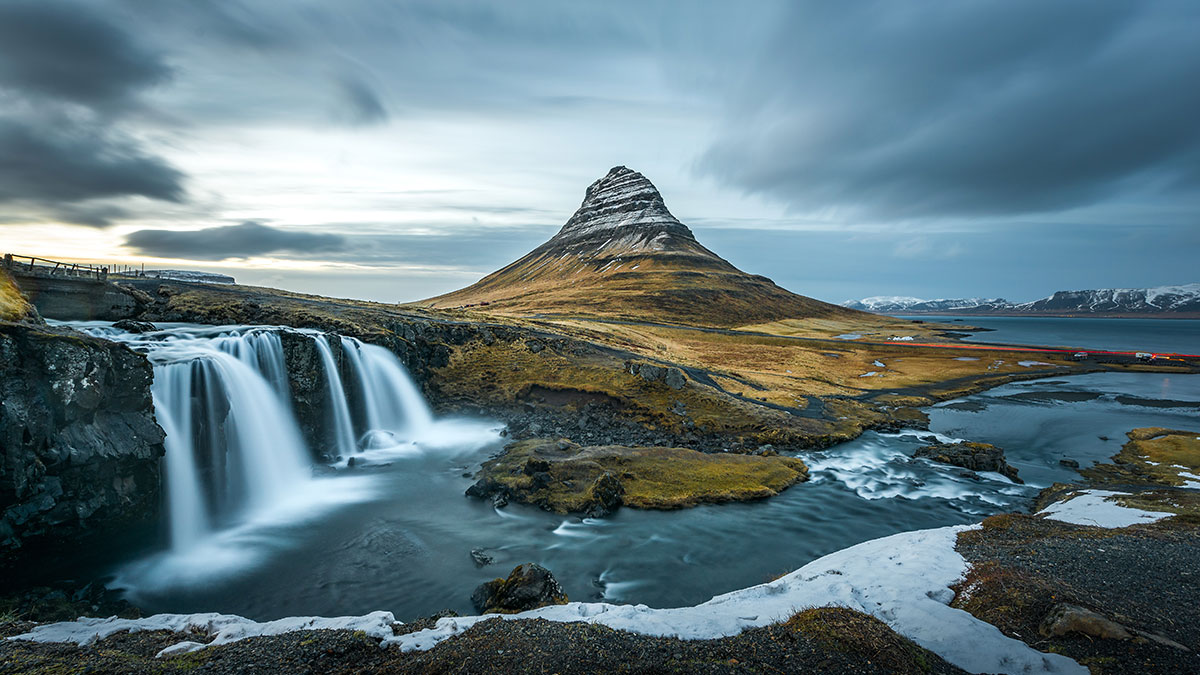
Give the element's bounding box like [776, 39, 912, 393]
[902, 315, 1200, 354]
[66, 319, 1199, 622]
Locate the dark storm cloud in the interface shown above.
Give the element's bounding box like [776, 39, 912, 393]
[48, 203, 134, 229]
[0, 0, 186, 227]
[0, 116, 185, 212]
[125, 222, 348, 260]
[697, 1, 1200, 220]
[0, 0, 171, 110]
[337, 75, 389, 125]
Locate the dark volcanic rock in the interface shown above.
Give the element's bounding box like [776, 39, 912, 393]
[0, 322, 165, 573]
[914, 442, 1023, 484]
[471, 563, 568, 614]
[469, 548, 494, 568]
[626, 360, 688, 390]
[278, 331, 347, 460]
[583, 471, 625, 518]
[111, 319, 156, 333]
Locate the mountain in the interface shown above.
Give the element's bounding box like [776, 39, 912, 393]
[423, 166, 859, 326]
[1013, 284, 1200, 315]
[841, 297, 1010, 313]
[843, 283, 1200, 317]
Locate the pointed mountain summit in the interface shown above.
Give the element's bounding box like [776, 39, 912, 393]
[423, 166, 857, 326]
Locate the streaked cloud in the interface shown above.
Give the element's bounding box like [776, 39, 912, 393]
[125, 222, 346, 260]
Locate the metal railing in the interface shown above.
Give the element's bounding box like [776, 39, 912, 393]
[2, 253, 108, 281]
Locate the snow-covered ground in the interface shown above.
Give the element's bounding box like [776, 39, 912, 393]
[1037, 490, 1170, 528]
[12, 525, 1087, 674]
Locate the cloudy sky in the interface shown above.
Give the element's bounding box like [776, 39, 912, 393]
[2, 1, 1197, 304]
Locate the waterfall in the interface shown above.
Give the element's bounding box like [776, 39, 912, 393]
[341, 337, 434, 446]
[213, 330, 292, 403]
[312, 335, 358, 459]
[61, 321, 491, 565]
[152, 361, 210, 551]
[53, 320, 501, 592]
[145, 332, 313, 549]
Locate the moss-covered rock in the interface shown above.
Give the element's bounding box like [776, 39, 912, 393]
[914, 441, 1022, 483]
[470, 563, 568, 614]
[467, 438, 808, 515]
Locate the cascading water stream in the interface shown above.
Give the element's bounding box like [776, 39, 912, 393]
[58, 320, 500, 594]
[341, 337, 434, 447]
[313, 335, 358, 459]
[139, 332, 315, 550]
[152, 362, 210, 551]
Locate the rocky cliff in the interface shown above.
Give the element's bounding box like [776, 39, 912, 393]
[0, 320, 165, 574]
[5, 271, 149, 321]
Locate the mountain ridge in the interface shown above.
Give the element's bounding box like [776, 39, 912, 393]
[423, 166, 860, 327]
[843, 283, 1200, 316]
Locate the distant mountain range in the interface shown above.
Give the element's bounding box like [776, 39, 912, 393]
[422, 166, 860, 326]
[843, 284, 1200, 317]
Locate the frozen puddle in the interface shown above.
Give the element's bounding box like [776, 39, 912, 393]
[13, 526, 1085, 674]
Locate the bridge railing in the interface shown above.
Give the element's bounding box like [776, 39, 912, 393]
[2, 253, 108, 281]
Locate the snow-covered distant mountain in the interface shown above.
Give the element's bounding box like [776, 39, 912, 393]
[1013, 283, 1200, 314]
[142, 269, 236, 284]
[843, 283, 1200, 316]
[841, 296, 1010, 313]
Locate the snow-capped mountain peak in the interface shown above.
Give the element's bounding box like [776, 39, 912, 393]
[843, 283, 1200, 315]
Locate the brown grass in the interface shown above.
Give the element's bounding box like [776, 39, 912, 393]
[783, 606, 934, 673]
[0, 269, 34, 322]
[950, 561, 1067, 641]
[1080, 427, 1200, 492]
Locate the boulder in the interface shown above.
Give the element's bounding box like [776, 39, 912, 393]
[1040, 603, 1132, 640]
[627, 361, 687, 390]
[471, 563, 568, 614]
[914, 442, 1023, 484]
[663, 368, 687, 390]
[112, 319, 157, 333]
[583, 472, 625, 518]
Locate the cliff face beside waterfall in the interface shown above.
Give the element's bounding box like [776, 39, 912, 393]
[0, 319, 165, 572]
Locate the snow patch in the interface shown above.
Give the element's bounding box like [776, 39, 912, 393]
[1177, 471, 1200, 489]
[1038, 490, 1170, 528]
[9, 611, 399, 658]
